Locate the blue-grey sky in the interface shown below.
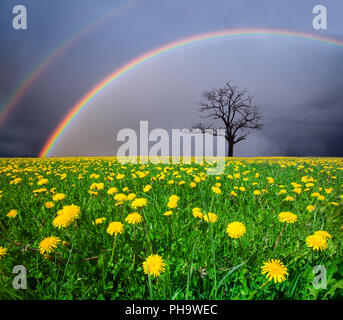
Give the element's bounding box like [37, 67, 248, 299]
[0, 0, 342, 157]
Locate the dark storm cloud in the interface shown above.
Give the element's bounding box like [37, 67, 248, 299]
[0, 124, 42, 157]
[264, 120, 343, 157]
[0, 0, 343, 157]
[261, 90, 343, 157]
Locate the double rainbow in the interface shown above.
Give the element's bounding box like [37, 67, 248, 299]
[39, 28, 343, 157]
[0, 0, 138, 128]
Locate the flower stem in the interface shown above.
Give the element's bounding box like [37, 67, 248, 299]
[238, 238, 244, 259]
[110, 236, 117, 264]
[141, 209, 152, 250]
[121, 206, 124, 222]
[274, 222, 286, 249]
[209, 194, 215, 213]
[248, 279, 270, 300]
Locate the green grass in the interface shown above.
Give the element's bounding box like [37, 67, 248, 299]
[0, 157, 343, 300]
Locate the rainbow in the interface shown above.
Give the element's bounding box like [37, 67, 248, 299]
[39, 28, 343, 157]
[0, 0, 138, 128]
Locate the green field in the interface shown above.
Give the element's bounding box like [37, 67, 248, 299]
[0, 157, 342, 299]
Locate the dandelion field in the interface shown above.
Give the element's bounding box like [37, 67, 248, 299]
[1, 157, 343, 300]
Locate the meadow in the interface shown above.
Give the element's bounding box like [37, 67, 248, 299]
[0, 157, 342, 300]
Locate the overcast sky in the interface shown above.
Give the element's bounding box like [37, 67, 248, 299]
[0, 0, 343, 157]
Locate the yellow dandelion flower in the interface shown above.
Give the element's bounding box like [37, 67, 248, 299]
[96, 183, 104, 190]
[164, 211, 173, 216]
[226, 222, 246, 239]
[317, 195, 325, 201]
[93, 217, 106, 225]
[39, 236, 61, 255]
[284, 196, 294, 201]
[212, 186, 221, 194]
[142, 254, 166, 278]
[125, 212, 143, 224]
[53, 213, 73, 229]
[193, 211, 203, 219]
[131, 198, 148, 209]
[143, 185, 152, 192]
[90, 183, 104, 191]
[107, 187, 118, 195]
[169, 195, 179, 202]
[266, 177, 274, 184]
[10, 178, 22, 184]
[203, 212, 218, 223]
[44, 201, 54, 209]
[261, 259, 288, 283]
[194, 176, 201, 183]
[114, 193, 127, 204]
[253, 190, 261, 196]
[37, 178, 49, 185]
[278, 211, 297, 224]
[7, 209, 18, 218]
[62, 204, 81, 221]
[0, 246, 8, 259]
[306, 234, 327, 251]
[192, 208, 203, 219]
[107, 221, 124, 237]
[293, 188, 302, 194]
[167, 200, 178, 209]
[291, 182, 302, 188]
[127, 193, 136, 201]
[190, 182, 197, 188]
[301, 176, 310, 183]
[314, 231, 332, 240]
[33, 188, 47, 194]
[306, 205, 315, 213]
[52, 193, 66, 201]
[116, 173, 125, 180]
[88, 190, 98, 196]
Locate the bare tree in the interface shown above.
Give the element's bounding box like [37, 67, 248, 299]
[192, 82, 263, 157]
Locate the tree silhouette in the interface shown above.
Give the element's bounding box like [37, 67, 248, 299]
[192, 82, 263, 157]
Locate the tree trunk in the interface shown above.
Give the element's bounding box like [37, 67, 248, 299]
[228, 142, 234, 157]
